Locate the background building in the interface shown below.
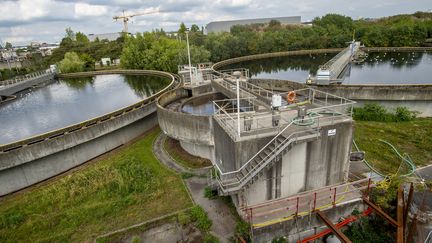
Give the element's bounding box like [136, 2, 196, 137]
[205, 16, 301, 34]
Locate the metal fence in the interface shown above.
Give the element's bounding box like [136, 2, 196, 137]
[0, 69, 53, 87]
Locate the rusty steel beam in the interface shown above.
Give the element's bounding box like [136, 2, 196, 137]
[315, 210, 352, 243]
[404, 183, 414, 226]
[363, 198, 399, 227]
[397, 186, 404, 243]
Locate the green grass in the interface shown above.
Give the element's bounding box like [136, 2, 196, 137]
[354, 118, 432, 174]
[163, 137, 212, 169]
[0, 127, 193, 242]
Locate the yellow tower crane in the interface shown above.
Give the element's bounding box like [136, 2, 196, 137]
[113, 10, 160, 33]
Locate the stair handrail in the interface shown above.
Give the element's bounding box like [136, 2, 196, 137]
[219, 129, 320, 191]
[214, 113, 324, 177]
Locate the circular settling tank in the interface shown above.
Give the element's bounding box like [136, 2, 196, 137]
[222, 51, 432, 85]
[181, 93, 227, 115]
[0, 74, 170, 144]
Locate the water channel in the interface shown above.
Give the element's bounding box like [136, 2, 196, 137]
[0, 74, 170, 144]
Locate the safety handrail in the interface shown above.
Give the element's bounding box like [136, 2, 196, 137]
[216, 128, 320, 191]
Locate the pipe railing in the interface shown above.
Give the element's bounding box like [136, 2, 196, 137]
[0, 69, 53, 87]
[242, 177, 374, 228]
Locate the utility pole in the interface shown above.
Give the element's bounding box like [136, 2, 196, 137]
[185, 29, 192, 84]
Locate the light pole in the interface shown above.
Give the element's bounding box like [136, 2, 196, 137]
[233, 71, 242, 137]
[185, 29, 192, 84]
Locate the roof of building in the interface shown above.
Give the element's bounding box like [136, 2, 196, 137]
[206, 16, 301, 33]
[87, 32, 122, 42]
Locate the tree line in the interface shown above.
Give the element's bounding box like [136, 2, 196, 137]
[5, 12, 431, 75]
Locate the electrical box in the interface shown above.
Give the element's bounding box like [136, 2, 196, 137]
[272, 94, 282, 108]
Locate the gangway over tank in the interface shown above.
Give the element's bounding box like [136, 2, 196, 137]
[311, 41, 361, 85]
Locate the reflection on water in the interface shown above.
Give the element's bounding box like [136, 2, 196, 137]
[182, 101, 215, 115]
[224, 52, 432, 84]
[0, 74, 170, 144]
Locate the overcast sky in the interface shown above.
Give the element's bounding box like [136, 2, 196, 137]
[0, 0, 430, 46]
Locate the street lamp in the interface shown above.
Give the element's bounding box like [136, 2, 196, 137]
[185, 28, 192, 84]
[233, 71, 242, 137]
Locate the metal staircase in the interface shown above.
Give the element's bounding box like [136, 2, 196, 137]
[214, 126, 321, 195]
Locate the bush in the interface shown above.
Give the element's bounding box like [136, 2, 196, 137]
[58, 52, 85, 73]
[353, 103, 417, 122]
[190, 206, 212, 232]
[204, 233, 220, 243]
[177, 211, 192, 226]
[181, 172, 195, 179]
[204, 187, 218, 200]
[394, 107, 418, 121]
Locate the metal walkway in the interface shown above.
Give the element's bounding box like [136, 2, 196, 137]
[315, 41, 360, 83]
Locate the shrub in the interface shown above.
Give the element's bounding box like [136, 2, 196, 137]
[177, 211, 192, 226]
[204, 233, 220, 243]
[58, 52, 85, 73]
[353, 103, 417, 122]
[130, 235, 141, 243]
[204, 187, 218, 200]
[181, 172, 195, 179]
[394, 107, 418, 121]
[190, 206, 212, 232]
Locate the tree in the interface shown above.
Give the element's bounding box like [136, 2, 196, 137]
[5, 42, 12, 50]
[76, 32, 89, 43]
[120, 32, 210, 73]
[65, 27, 75, 41]
[178, 22, 187, 34]
[58, 52, 84, 73]
[190, 24, 200, 33]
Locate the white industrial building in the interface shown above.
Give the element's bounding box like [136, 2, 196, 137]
[205, 16, 301, 34]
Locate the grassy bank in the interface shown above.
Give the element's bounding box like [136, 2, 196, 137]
[164, 137, 212, 169]
[354, 118, 432, 174]
[0, 127, 193, 242]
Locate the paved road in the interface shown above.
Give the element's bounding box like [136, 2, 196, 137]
[153, 132, 236, 242]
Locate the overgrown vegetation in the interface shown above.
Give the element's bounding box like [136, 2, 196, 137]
[0, 128, 192, 242]
[354, 117, 432, 174]
[164, 137, 212, 169]
[343, 176, 403, 242]
[353, 103, 418, 122]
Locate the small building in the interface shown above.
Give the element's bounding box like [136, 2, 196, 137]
[100, 58, 111, 66]
[205, 16, 301, 34]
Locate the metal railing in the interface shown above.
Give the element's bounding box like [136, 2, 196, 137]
[213, 126, 320, 194]
[241, 177, 374, 228]
[0, 69, 54, 87]
[213, 87, 355, 140]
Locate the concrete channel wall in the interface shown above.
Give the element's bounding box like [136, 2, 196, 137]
[156, 87, 215, 161]
[0, 70, 176, 196]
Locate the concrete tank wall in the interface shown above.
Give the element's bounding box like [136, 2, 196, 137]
[251, 78, 432, 117]
[156, 87, 224, 161]
[0, 111, 158, 196]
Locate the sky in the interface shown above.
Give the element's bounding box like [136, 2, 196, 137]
[0, 0, 430, 46]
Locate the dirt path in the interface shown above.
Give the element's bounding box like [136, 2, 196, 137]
[153, 133, 236, 242]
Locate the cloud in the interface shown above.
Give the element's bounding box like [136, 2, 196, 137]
[0, 0, 430, 46]
[74, 3, 108, 17]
